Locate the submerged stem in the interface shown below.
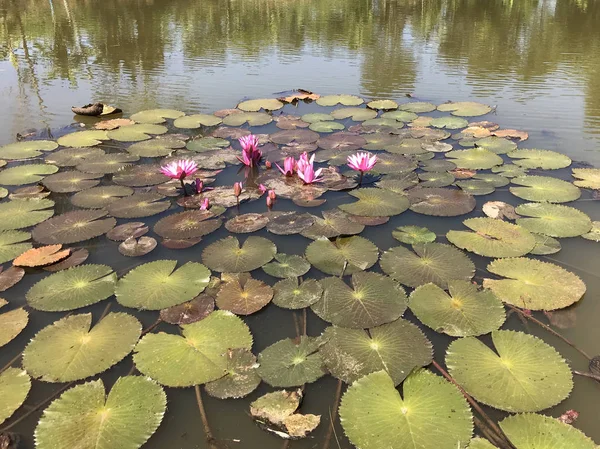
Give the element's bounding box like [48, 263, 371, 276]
[194, 385, 218, 449]
[573, 370, 600, 382]
[322, 379, 343, 449]
[0, 351, 23, 374]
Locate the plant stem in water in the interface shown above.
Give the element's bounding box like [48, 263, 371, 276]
[322, 379, 343, 449]
[194, 385, 218, 449]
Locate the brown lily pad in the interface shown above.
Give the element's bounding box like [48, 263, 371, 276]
[216, 275, 274, 315]
[154, 210, 221, 239]
[106, 222, 149, 241]
[13, 245, 71, 267]
[270, 129, 319, 145]
[317, 132, 367, 151]
[492, 129, 529, 141]
[43, 248, 90, 272]
[407, 187, 476, 217]
[94, 118, 135, 130]
[159, 294, 215, 325]
[113, 164, 167, 187]
[106, 193, 170, 218]
[161, 237, 203, 249]
[0, 266, 25, 292]
[275, 115, 310, 130]
[42, 171, 103, 193]
[118, 236, 157, 257]
[9, 185, 51, 200]
[450, 169, 477, 179]
[32, 210, 116, 244]
[267, 212, 315, 235]
[211, 126, 250, 139]
[225, 214, 269, 233]
[347, 214, 390, 226]
[482, 201, 520, 220]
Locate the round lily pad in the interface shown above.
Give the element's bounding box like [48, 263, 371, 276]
[133, 310, 253, 386]
[0, 198, 54, 231]
[225, 213, 269, 233]
[399, 101, 437, 113]
[204, 348, 261, 399]
[0, 230, 32, 264]
[154, 210, 221, 239]
[572, 168, 600, 189]
[0, 140, 58, 160]
[530, 234, 562, 255]
[316, 94, 363, 106]
[409, 280, 506, 337]
[339, 188, 409, 217]
[257, 336, 326, 387]
[116, 260, 211, 310]
[222, 112, 273, 126]
[446, 330, 573, 412]
[0, 266, 25, 291]
[367, 99, 398, 110]
[76, 153, 139, 174]
[71, 186, 134, 208]
[13, 244, 70, 267]
[418, 171, 455, 187]
[34, 376, 166, 449]
[308, 121, 345, 132]
[0, 299, 29, 347]
[107, 124, 168, 142]
[272, 278, 323, 309]
[380, 243, 475, 288]
[430, 116, 469, 129]
[202, 236, 277, 273]
[331, 107, 377, 121]
[131, 108, 185, 124]
[113, 164, 167, 187]
[127, 138, 186, 157]
[301, 209, 365, 240]
[267, 212, 315, 235]
[0, 368, 31, 425]
[32, 210, 116, 244]
[510, 175, 581, 203]
[216, 275, 273, 315]
[270, 129, 319, 145]
[262, 253, 311, 278]
[476, 136, 517, 154]
[45, 147, 105, 166]
[174, 114, 222, 128]
[376, 172, 419, 192]
[302, 112, 334, 123]
[446, 148, 503, 170]
[0, 164, 58, 185]
[159, 294, 215, 325]
[41, 171, 102, 193]
[238, 98, 284, 112]
[455, 180, 495, 195]
[407, 187, 476, 216]
[23, 312, 141, 382]
[57, 130, 109, 147]
[582, 221, 600, 242]
[491, 163, 527, 177]
[312, 272, 407, 328]
[106, 193, 170, 218]
[305, 236, 378, 276]
[321, 319, 432, 385]
[392, 225, 436, 244]
[514, 203, 592, 237]
[118, 236, 157, 257]
[483, 257, 585, 310]
[339, 370, 473, 449]
[107, 222, 148, 241]
[186, 137, 230, 152]
[508, 149, 571, 169]
[43, 248, 90, 272]
[447, 218, 536, 258]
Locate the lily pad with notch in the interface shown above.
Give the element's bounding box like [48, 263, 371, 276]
[225, 213, 269, 233]
[204, 348, 261, 399]
[106, 193, 170, 218]
[173, 114, 222, 128]
[222, 112, 273, 126]
[272, 278, 323, 309]
[530, 234, 562, 255]
[45, 147, 105, 167]
[0, 298, 29, 348]
[582, 221, 600, 242]
[130, 108, 185, 124]
[331, 107, 377, 121]
[32, 210, 116, 244]
[106, 222, 148, 241]
[0, 140, 58, 160]
[0, 230, 32, 264]
[301, 209, 365, 240]
[107, 124, 168, 142]
[438, 101, 492, 117]
[186, 137, 230, 152]
[270, 129, 319, 145]
[57, 130, 109, 147]
[0, 164, 59, 185]
[392, 225, 436, 244]
[419, 171, 455, 188]
[475, 136, 517, 154]
[515, 202, 592, 237]
[455, 180, 495, 195]
[71, 186, 134, 209]
[508, 149, 571, 170]
[339, 188, 409, 217]
[0, 198, 54, 231]
[238, 98, 284, 112]
[216, 274, 273, 315]
[308, 121, 345, 133]
[14, 244, 70, 267]
[572, 168, 600, 189]
[305, 236, 379, 276]
[446, 148, 503, 170]
[118, 236, 157, 257]
[407, 187, 476, 216]
[0, 368, 31, 426]
[154, 210, 221, 240]
[510, 175, 581, 203]
[317, 132, 367, 151]
[262, 254, 311, 278]
[42, 171, 103, 193]
[267, 212, 315, 235]
[430, 116, 469, 129]
[202, 236, 277, 273]
[113, 164, 167, 187]
[76, 153, 139, 174]
[316, 94, 363, 107]
[159, 294, 215, 325]
[127, 137, 186, 157]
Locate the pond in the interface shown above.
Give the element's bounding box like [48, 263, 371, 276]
[1, 1, 600, 449]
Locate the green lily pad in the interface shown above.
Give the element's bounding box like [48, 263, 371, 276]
[339, 188, 409, 217]
[321, 319, 432, 385]
[0, 140, 58, 160]
[499, 413, 597, 449]
[438, 101, 492, 116]
[374, 153, 417, 174]
[130, 108, 185, 124]
[262, 253, 311, 278]
[215, 274, 273, 315]
[446, 330, 573, 412]
[362, 118, 403, 130]
[107, 124, 168, 142]
[308, 121, 345, 132]
[305, 236, 379, 276]
[26, 264, 116, 311]
[301, 112, 334, 123]
[34, 376, 166, 449]
[331, 107, 377, 121]
[267, 212, 316, 235]
[76, 153, 140, 174]
[32, 210, 116, 244]
[174, 114, 222, 128]
[510, 175, 581, 203]
[202, 236, 277, 273]
[312, 272, 407, 328]
[204, 348, 261, 399]
[257, 336, 326, 387]
[153, 210, 221, 239]
[127, 137, 186, 157]
[238, 98, 284, 112]
[491, 164, 527, 177]
[301, 209, 365, 240]
[362, 133, 401, 150]
[381, 110, 419, 122]
[0, 368, 31, 425]
[116, 260, 210, 310]
[418, 171, 455, 187]
[468, 438, 497, 449]
[42, 171, 103, 193]
[0, 187, 7, 198]
[572, 168, 600, 189]
[186, 137, 230, 152]
[399, 101, 437, 113]
[483, 257, 586, 310]
[339, 370, 473, 449]
[113, 164, 167, 187]
[250, 389, 302, 426]
[582, 221, 600, 242]
[57, 130, 109, 147]
[0, 163, 58, 185]
[446, 148, 503, 169]
[222, 112, 273, 126]
[133, 310, 253, 386]
[508, 149, 571, 169]
[0, 299, 29, 347]
[409, 281, 506, 337]
[0, 230, 32, 264]
[270, 129, 320, 145]
[272, 278, 323, 309]
[367, 99, 398, 110]
[71, 186, 134, 208]
[515, 203, 592, 237]
[380, 243, 475, 288]
[447, 218, 536, 258]
[106, 193, 170, 218]
[475, 136, 517, 154]
[473, 173, 509, 187]
[407, 187, 476, 216]
[45, 147, 105, 166]
[530, 234, 562, 255]
[376, 171, 419, 193]
[392, 225, 436, 244]
[0, 198, 55, 231]
[455, 180, 495, 195]
[225, 213, 269, 233]
[316, 94, 364, 107]
[430, 116, 469, 129]
[23, 312, 141, 382]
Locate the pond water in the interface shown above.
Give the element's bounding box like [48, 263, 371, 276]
[1, 1, 600, 449]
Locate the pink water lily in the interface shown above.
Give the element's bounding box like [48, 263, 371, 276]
[258, 184, 267, 194]
[200, 198, 210, 210]
[266, 195, 274, 209]
[347, 151, 377, 185]
[275, 156, 296, 176]
[160, 159, 199, 195]
[237, 134, 262, 167]
[297, 152, 322, 184]
[297, 152, 310, 173]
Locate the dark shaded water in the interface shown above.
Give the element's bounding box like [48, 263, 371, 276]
[1, 1, 600, 448]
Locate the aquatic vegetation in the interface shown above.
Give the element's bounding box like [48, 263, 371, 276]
[160, 159, 199, 194]
[237, 134, 262, 167]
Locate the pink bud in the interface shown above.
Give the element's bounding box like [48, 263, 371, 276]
[200, 198, 210, 210]
[233, 182, 243, 197]
[268, 190, 276, 200]
[195, 178, 203, 194]
[266, 196, 274, 208]
[258, 184, 267, 194]
[265, 160, 272, 169]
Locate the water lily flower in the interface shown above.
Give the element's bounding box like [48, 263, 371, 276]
[265, 160, 272, 169]
[347, 151, 377, 185]
[268, 190, 276, 200]
[297, 152, 310, 173]
[233, 182, 243, 197]
[258, 184, 267, 194]
[237, 134, 262, 167]
[266, 196, 274, 208]
[160, 159, 198, 195]
[275, 156, 297, 176]
[200, 198, 210, 210]
[195, 178, 204, 194]
[297, 153, 323, 184]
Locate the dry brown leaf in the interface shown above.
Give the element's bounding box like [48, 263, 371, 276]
[482, 201, 520, 220]
[462, 126, 492, 138]
[13, 245, 71, 267]
[450, 169, 477, 179]
[278, 89, 320, 103]
[94, 118, 135, 130]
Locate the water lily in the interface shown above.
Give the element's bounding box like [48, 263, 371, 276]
[347, 151, 377, 185]
[258, 184, 267, 194]
[297, 152, 310, 173]
[297, 152, 322, 184]
[266, 195, 274, 209]
[237, 134, 262, 167]
[200, 198, 210, 210]
[268, 189, 276, 200]
[195, 178, 204, 194]
[275, 156, 296, 176]
[234, 181, 243, 207]
[160, 159, 198, 195]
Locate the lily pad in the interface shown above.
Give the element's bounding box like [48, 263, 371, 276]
[106, 193, 170, 218]
[392, 225, 436, 244]
[14, 244, 70, 267]
[339, 370, 473, 449]
[131, 108, 185, 124]
[475, 136, 517, 154]
[57, 130, 109, 147]
[316, 94, 363, 107]
[376, 171, 419, 193]
[204, 348, 261, 399]
[76, 153, 139, 174]
[71, 186, 134, 208]
[108, 124, 168, 142]
[312, 272, 407, 328]
[186, 137, 230, 152]
[270, 129, 319, 145]
[225, 213, 269, 233]
[572, 168, 600, 189]
[173, 114, 222, 128]
[321, 319, 432, 385]
[409, 281, 506, 337]
[510, 175, 581, 203]
[43, 248, 90, 272]
[530, 234, 562, 255]
[118, 236, 157, 257]
[107, 222, 148, 241]
[407, 187, 476, 216]
[116, 260, 211, 310]
[418, 171, 455, 187]
[381, 110, 418, 122]
[202, 236, 277, 273]
[0, 230, 32, 264]
[380, 243, 475, 288]
[331, 107, 377, 121]
[455, 180, 495, 195]
[238, 98, 284, 112]
[250, 389, 301, 426]
[582, 221, 600, 242]
[223, 112, 273, 126]
[508, 149, 571, 170]
[339, 188, 409, 217]
[257, 336, 326, 387]
[446, 330, 573, 412]
[446, 148, 503, 170]
[216, 275, 273, 315]
[438, 101, 492, 116]
[0, 198, 54, 231]
[127, 137, 186, 157]
[45, 147, 105, 166]
[42, 171, 103, 192]
[399, 101, 437, 113]
[0, 266, 25, 291]
[0, 299, 29, 347]
[491, 164, 527, 177]
[0, 164, 58, 185]
[373, 153, 417, 174]
[430, 116, 469, 129]
[267, 212, 315, 235]
[272, 278, 323, 309]
[23, 312, 141, 382]
[159, 294, 215, 325]
[154, 210, 221, 239]
[308, 121, 345, 132]
[305, 236, 379, 276]
[317, 132, 367, 151]
[302, 113, 334, 123]
[34, 376, 166, 449]
[32, 210, 116, 244]
[301, 209, 365, 239]
[113, 164, 167, 187]
[133, 310, 253, 386]
[0, 368, 31, 425]
[515, 203, 592, 237]
[483, 257, 586, 310]
[262, 254, 311, 278]
[447, 218, 536, 258]
[367, 99, 398, 110]
[0, 140, 58, 160]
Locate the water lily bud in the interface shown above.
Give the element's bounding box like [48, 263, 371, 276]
[233, 182, 243, 197]
[265, 160, 272, 169]
[266, 196, 274, 208]
[268, 190, 276, 200]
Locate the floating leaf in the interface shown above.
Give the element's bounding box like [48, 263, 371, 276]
[301, 209, 365, 239]
[205, 348, 261, 399]
[71, 186, 134, 208]
[45, 147, 105, 166]
[0, 164, 58, 185]
[392, 225, 436, 244]
[447, 218, 535, 258]
[42, 171, 103, 192]
[308, 121, 345, 133]
[127, 137, 186, 157]
[399, 101, 437, 113]
[312, 272, 406, 328]
[267, 212, 315, 235]
[154, 210, 221, 239]
[272, 278, 323, 309]
[0, 299, 28, 347]
[316, 94, 363, 106]
[173, 114, 222, 128]
[0, 368, 31, 425]
[422, 142, 454, 154]
[455, 180, 495, 195]
[275, 115, 310, 130]
[510, 175, 581, 203]
[367, 99, 398, 110]
[305, 236, 378, 276]
[250, 389, 301, 426]
[482, 201, 519, 220]
[446, 148, 503, 169]
[572, 168, 600, 189]
[331, 107, 377, 121]
[238, 98, 284, 112]
[23, 312, 141, 382]
[430, 116, 469, 129]
[318, 132, 367, 151]
[446, 330, 573, 412]
[339, 370, 473, 449]
[108, 124, 168, 142]
[474, 173, 509, 186]
[116, 260, 210, 310]
[508, 149, 571, 170]
[57, 130, 109, 147]
[270, 129, 319, 145]
[34, 376, 166, 449]
[515, 203, 592, 237]
[321, 319, 432, 385]
[106, 193, 170, 218]
[257, 336, 326, 387]
[0, 266, 25, 291]
[216, 275, 273, 315]
[438, 101, 492, 116]
[409, 281, 505, 337]
[419, 171, 455, 187]
[32, 210, 116, 244]
[202, 236, 277, 273]
[582, 221, 600, 242]
[0, 230, 32, 264]
[0, 140, 57, 160]
[119, 236, 157, 257]
[159, 294, 215, 325]
[225, 213, 269, 233]
[0, 198, 54, 231]
[483, 258, 585, 310]
[339, 188, 409, 217]
[133, 310, 252, 386]
[373, 153, 417, 174]
[380, 243, 475, 288]
[475, 136, 517, 154]
[14, 244, 70, 267]
[161, 237, 202, 249]
[43, 248, 90, 272]
[530, 234, 562, 255]
[407, 187, 476, 216]
[222, 111, 273, 126]
[113, 164, 167, 187]
[94, 118, 135, 130]
[381, 110, 418, 122]
[186, 137, 230, 152]
[131, 108, 185, 124]
[499, 413, 597, 449]
[262, 254, 311, 278]
[376, 172, 419, 193]
[107, 222, 148, 241]
[76, 153, 139, 174]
